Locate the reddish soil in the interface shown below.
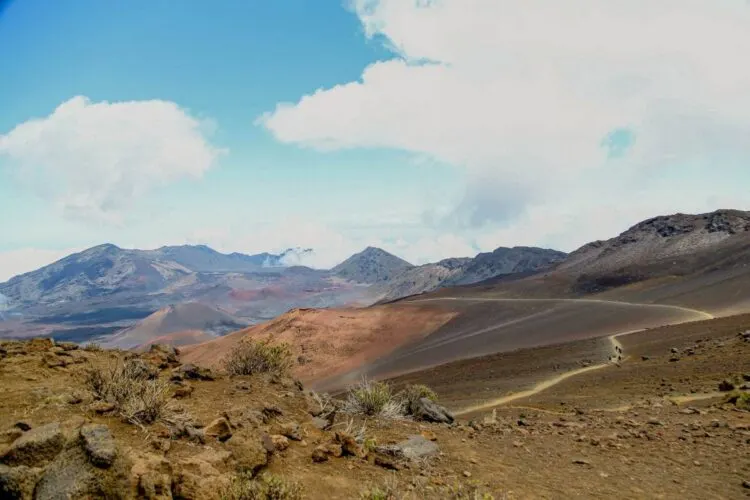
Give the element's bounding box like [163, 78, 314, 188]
[137, 330, 216, 350]
[180, 304, 457, 385]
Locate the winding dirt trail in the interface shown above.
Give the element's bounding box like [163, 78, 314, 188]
[412, 296, 715, 321]
[452, 301, 714, 416]
[454, 330, 631, 416]
[455, 361, 610, 415]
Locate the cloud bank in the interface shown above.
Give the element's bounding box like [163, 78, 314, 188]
[0, 96, 223, 223]
[261, 0, 750, 236]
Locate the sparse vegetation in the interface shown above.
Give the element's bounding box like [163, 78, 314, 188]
[397, 384, 438, 410]
[83, 342, 102, 352]
[446, 481, 497, 500]
[343, 379, 404, 419]
[84, 358, 176, 426]
[359, 478, 497, 500]
[223, 472, 303, 500]
[359, 476, 400, 500]
[309, 390, 337, 419]
[726, 390, 750, 410]
[224, 338, 293, 377]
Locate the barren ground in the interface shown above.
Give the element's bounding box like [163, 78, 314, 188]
[1, 313, 749, 498]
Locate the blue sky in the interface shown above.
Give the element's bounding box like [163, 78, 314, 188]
[1, 0, 749, 280]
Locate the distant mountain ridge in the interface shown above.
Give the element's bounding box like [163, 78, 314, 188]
[376, 247, 567, 301]
[560, 209, 750, 294]
[0, 244, 316, 307]
[8, 210, 746, 347]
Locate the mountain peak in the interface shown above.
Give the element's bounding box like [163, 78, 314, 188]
[85, 243, 122, 254]
[332, 247, 413, 284]
[560, 209, 750, 284]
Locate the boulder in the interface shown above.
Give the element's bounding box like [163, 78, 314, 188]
[224, 436, 268, 475]
[223, 407, 263, 429]
[334, 432, 365, 458]
[174, 364, 214, 381]
[311, 447, 329, 463]
[130, 452, 173, 500]
[396, 435, 439, 460]
[311, 443, 343, 463]
[409, 397, 454, 424]
[90, 401, 117, 414]
[172, 458, 230, 500]
[0, 464, 43, 500]
[719, 380, 736, 392]
[0, 422, 64, 467]
[275, 422, 302, 441]
[80, 424, 117, 468]
[262, 434, 289, 452]
[203, 418, 232, 442]
[34, 444, 132, 500]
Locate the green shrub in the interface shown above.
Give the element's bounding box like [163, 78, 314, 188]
[224, 339, 293, 377]
[343, 379, 404, 419]
[726, 391, 750, 410]
[223, 472, 303, 500]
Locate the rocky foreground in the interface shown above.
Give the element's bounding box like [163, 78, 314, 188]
[1, 335, 749, 499]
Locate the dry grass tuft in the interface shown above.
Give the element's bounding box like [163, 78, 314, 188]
[360, 477, 498, 500]
[83, 342, 102, 352]
[84, 358, 179, 427]
[223, 472, 303, 500]
[224, 339, 293, 377]
[343, 379, 404, 419]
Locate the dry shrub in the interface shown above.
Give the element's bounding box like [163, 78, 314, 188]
[446, 482, 497, 500]
[361, 478, 498, 500]
[398, 384, 438, 408]
[343, 379, 404, 419]
[83, 342, 102, 352]
[223, 472, 303, 500]
[309, 391, 337, 419]
[359, 480, 399, 500]
[224, 339, 293, 377]
[84, 358, 176, 426]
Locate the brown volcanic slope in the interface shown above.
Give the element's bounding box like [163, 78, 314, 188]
[180, 304, 457, 384]
[100, 303, 247, 350]
[320, 210, 750, 388]
[318, 297, 713, 391]
[187, 209, 750, 392]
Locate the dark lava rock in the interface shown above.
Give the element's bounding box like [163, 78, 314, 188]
[409, 397, 454, 424]
[80, 424, 117, 468]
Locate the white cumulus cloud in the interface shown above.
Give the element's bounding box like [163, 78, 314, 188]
[0, 96, 224, 223]
[260, 0, 750, 233]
